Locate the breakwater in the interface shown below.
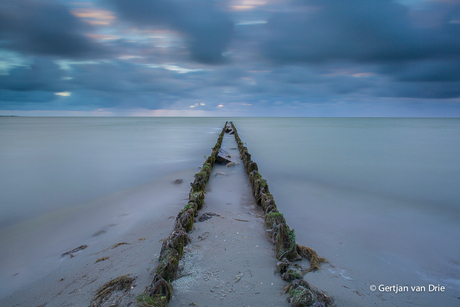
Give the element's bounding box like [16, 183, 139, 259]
[229, 121, 334, 307]
[91, 121, 333, 307]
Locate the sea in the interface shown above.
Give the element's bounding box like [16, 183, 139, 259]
[1, 117, 459, 305]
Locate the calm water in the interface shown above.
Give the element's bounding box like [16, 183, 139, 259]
[0, 117, 224, 226]
[1, 117, 459, 304]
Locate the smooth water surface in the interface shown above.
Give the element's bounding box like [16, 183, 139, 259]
[0, 117, 224, 226]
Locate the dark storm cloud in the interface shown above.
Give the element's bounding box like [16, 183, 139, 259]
[263, 0, 460, 63]
[0, 0, 107, 58]
[0, 58, 65, 107]
[0, 57, 191, 109]
[1, 0, 459, 115]
[65, 61, 206, 109]
[0, 58, 64, 94]
[383, 59, 460, 83]
[106, 0, 234, 63]
[0, 90, 56, 105]
[261, 0, 460, 99]
[70, 61, 187, 93]
[386, 80, 460, 99]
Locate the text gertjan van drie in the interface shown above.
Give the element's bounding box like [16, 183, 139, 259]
[369, 284, 446, 294]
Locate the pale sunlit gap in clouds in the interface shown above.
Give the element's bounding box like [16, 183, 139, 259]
[0, 0, 460, 116]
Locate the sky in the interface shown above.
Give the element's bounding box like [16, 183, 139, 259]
[0, 0, 460, 117]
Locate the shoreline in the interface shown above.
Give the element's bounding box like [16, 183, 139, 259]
[2, 120, 459, 306]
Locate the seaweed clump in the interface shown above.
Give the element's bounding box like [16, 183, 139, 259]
[90, 274, 135, 307]
[284, 279, 334, 307]
[277, 259, 308, 282]
[297, 244, 328, 272]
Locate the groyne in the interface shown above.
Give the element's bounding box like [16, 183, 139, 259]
[91, 121, 333, 307]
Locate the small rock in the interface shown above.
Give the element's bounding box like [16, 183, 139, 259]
[173, 179, 183, 184]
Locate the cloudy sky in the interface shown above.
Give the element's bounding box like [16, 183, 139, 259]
[1, 0, 459, 116]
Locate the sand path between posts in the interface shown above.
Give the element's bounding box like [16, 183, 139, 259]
[168, 132, 290, 307]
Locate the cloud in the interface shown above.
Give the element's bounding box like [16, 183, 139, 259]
[0, 0, 108, 58]
[1, 0, 460, 115]
[260, 0, 460, 99]
[263, 0, 460, 63]
[0, 57, 67, 109]
[106, 0, 234, 63]
[56, 60, 210, 109]
[0, 57, 64, 93]
[383, 59, 460, 82]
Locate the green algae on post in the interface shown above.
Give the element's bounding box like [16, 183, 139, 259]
[284, 279, 334, 307]
[137, 291, 168, 307]
[160, 228, 190, 259]
[149, 274, 173, 302]
[273, 223, 300, 261]
[265, 212, 286, 229]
